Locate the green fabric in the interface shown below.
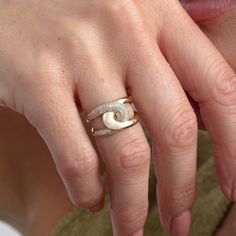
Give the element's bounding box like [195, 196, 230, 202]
[50, 131, 231, 236]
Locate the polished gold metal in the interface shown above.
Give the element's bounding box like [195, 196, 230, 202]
[86, 96, 139, 136]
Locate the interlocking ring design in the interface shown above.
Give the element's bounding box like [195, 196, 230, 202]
[86, 96, 139, 136]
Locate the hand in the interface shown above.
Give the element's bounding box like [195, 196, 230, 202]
[1, 1, 236, 236]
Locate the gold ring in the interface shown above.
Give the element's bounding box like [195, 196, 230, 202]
[86, 96, 139, 136]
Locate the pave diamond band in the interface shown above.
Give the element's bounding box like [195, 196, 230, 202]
[86, 96, 139, 136]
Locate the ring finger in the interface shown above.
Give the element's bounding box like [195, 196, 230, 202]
[77, 71, 151, 236]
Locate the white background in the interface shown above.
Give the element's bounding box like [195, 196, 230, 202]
[0, 222, 21, 236]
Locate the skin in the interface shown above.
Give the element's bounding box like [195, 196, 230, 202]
[0, 108, 234, 236]
[200, 9, 236, 236]
[1, 1, 236, 236]
[215, 205, 236, 236]
[183, 7, 236, 236]
[180, 0, 236, 22]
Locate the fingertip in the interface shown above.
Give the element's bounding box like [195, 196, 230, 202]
[170, 210, 191, 236]
[87, 200, 105, 213]
[132, 228, 144, 236]
[68, 181, 105, 209]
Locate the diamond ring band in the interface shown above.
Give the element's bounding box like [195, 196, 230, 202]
[86, 96, 139, 136]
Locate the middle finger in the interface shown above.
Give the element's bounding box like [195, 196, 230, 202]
[78, 73, 151, 236]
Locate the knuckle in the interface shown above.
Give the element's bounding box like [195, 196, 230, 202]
[116, 206, 148, 229]
[104, 0, 144, 36]
[115, 138, 150, 172]
[208, 61, 236, 106]
[58, 150, 97, 179]
[99, 0, 136, 24]
[163, 108, 198, 150]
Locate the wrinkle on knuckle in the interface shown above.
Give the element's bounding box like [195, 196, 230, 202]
[58, 150, 97, 179]
[163, 108, 197, 150]
[116, 206, 148, 228]
[170, 184, 196, 207]
[208, 61, 236, 106]
[115, 139, 150, 172]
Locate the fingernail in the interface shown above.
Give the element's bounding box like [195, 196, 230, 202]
[132, 228, 143, 236]
[88, 201, 104, 213]
[171, 210, 191, 236]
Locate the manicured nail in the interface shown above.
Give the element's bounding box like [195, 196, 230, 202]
[171, 210, 191, 236]
[88, 201, 104, 213]
[132, 228, 143, 236]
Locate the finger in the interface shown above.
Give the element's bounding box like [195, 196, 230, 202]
[78, 73, 150, 236]
[23, 85, 105, 209]
[127, 37, 198, 236]
[160, 3, 236, 201]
